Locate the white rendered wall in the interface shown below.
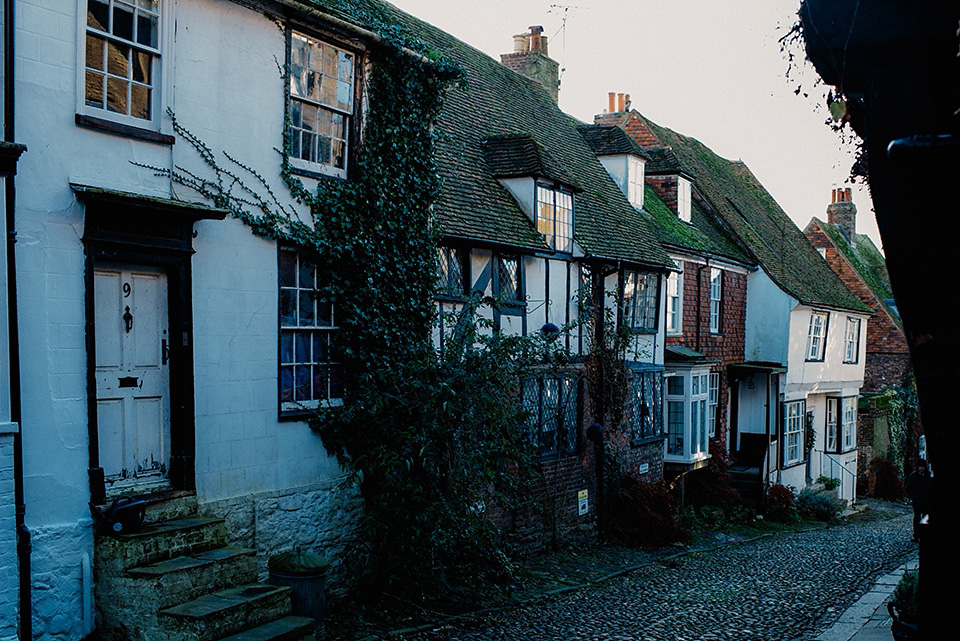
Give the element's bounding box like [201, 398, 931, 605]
[784, 306, 866, 398]
[744, 269, 793, 365]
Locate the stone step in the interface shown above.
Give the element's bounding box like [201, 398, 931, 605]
[96, 516, 229, 574]
[217, 616, 316, 641]
[159, 583, 293, 641]
[96, 547, 258, 641]
[144, 491, 199, 523]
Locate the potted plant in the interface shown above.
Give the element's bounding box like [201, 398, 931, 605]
[887, 568, 918, 641]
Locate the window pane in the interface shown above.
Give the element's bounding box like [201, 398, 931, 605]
[280, 289, 296, 326]
[88, 0, 109, 30]
[291, 35, 308, 66]
[85, 71, 105, 108]
[136, 14, 158, 48]
[294, 365, 311, 400]
[107, 42, 130, 78]
[280, 366, 294, 401]
[113, 2, 135, 41]
[667, 376, 683, 396]
[668, 401, 684, 455]
[86, 34, 106, 71]
[312, 366, 328, 401]
[313, 333, 328, 362]
[331, 140, 346, 169]
[130, 84, 150, 120]
[294, 331, 310, 363]
[132, 50, 151, 84]
[339, 51, 354, 81]
[280, 332, 294, 364]
[298, 291, 315, 325]
[106, 77, 128, 114]
[329, 365, 344, 398]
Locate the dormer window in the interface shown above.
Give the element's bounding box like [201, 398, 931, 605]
[628, 156, 645, 209]
[536, 182, 574, 253]
[677, 176, 692, 223]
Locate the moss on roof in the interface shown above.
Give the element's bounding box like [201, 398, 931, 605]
[633, 113, 869, 312]
[302, 0, 675, 269]
[482, 133, 581, 190]
[814, 218, 901, 327]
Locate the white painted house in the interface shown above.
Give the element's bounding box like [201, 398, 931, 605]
[5, 1, 679, 638]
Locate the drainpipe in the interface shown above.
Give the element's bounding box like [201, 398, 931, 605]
[696, 262, 708, 352]
[5, 0, 31, 637]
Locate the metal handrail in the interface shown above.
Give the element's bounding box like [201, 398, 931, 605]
[820, 451, 858, 504]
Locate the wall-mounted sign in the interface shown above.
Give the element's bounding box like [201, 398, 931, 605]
[638, 463, 649, 474]
[578, 489, 589, 516]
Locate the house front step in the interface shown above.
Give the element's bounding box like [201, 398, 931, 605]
[96, 516, 229, 574]
[159, 583, 293, 641]
[143, 491, 200, 523]
[96, 547, 258, 641]
[217, 616, 316, 641]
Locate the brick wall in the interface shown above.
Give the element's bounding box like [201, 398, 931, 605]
[863, 352, 913, 396]
[646, 175, 679, 213]
[665, 262, 748, 451]
[593, 112, 664, 149]
[0, 435, 17, 641]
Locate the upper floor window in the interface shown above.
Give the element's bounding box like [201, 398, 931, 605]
[622, 270, 659, 333]
[666, 270, 682, 335]
[628, 156, 645, 209]
[437, 246, 465, 298]
[709, 268, 723, 333]
[495, 254, 523, 306]
[279, 248, 342, 413]
[83, 0, 161, 126]
[806, 311, 829, 361]
[536, 183, 574, 253]
[522, 374, 580, 459]
[784, 400, 805, 466]
[631, 370, 663, 442]
[708, 372, 719, 438]
[677, 176, 692, 223]
[843, 317, 861, 363]
[287, 31, 356, 178]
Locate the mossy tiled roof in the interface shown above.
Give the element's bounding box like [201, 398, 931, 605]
[641, 186, 754, 265]
[302, 0, 675, 269]
[577, 125, 651, 160]
[813, 218, 901, 327]
[482, 133, 581, 190]
[632, 113, 869, 312]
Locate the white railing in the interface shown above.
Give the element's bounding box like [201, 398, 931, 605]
[819, 452, 858, 505]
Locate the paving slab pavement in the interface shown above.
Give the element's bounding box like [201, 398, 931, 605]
[811, 556, 918, 641]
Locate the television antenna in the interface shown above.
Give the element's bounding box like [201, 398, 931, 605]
[548, 4, 588, 85]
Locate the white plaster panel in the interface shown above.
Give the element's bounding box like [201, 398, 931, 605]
[28, 520, 95, 641]
[525, 256, 547, 331]
[546, 258, 570, 328]
[744, 269, 792, 365]
[785, 307, 866, 394]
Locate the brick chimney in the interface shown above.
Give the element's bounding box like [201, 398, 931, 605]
[827, 187, 857, 246]
[500, 25, 560, 102]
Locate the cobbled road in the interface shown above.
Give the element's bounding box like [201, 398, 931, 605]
[404, 502, 916, 641]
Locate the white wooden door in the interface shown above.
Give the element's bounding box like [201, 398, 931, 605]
[95, 266, 172, 495]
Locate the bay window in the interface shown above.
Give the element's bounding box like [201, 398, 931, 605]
[664, 368, 711, 463]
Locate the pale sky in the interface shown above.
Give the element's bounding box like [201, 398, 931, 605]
[387, 0, 882, 252]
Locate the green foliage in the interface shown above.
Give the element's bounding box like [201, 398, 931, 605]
[870, 456, 906, 500]
[606, 474, 686, 547]
[797, 487, 842, 522]
[892, 568, 919, 614]
[764, 484, 799, 523]
[881, 375, 919, 476]
[816, 475, 841, 491]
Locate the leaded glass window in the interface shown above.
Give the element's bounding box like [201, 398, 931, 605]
[631, 370, 663, 441]
[536, 183, 574, 252]
[496, 255, 522, 305]
[522, 375, 580, 458]
[437, 247, 465, 297]
[623, 270, 659, 333]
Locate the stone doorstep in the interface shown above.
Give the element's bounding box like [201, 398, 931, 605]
[159, 584, 293, 641]
[124, 547, 258, 610]
[97, 517, 229, 572]
[216, 616, 316, 641]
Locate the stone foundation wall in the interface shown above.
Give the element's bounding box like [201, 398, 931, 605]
[198, 476, 362, 591]
[28, 520, 96, 640]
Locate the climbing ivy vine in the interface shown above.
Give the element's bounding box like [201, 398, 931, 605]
[151, 27, 568, 601]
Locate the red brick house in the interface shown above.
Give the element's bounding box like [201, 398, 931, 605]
[804, 189, 910, 395]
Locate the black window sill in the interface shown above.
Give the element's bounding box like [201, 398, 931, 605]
[539, 451, 579, 462]
[804, 358, 826, 363]
[76, 114, 175, 145]
[288, 163, 348, 182]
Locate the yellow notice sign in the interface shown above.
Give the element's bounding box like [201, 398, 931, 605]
[578, 489, 589, 516]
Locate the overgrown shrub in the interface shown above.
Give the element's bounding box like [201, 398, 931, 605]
[871, 456, 906, 500]
[682, 440, 741, 510]
[797, 487, 842, 522]
[892, 568, 919, 614]
[607, 475, 686, 547]
[764, 483, 798, 523]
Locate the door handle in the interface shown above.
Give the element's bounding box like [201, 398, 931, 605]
[123, 306, 133, 333]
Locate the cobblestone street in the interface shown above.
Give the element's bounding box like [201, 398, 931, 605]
[400, 501, 916, 641]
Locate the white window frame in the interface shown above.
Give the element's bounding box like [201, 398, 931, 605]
[78, 0, 173, 131]
[784, 400, 805, 466]
[806, 311, 829, 362]
[826, 397, 839, 453]
[677, 176, 692, 223]
[666, 270, 682, 335]
[627, 155, 645, 209]
[709, 268, 722, 333]
[286, 29, 357, 179]
[842, 397, 857, 451]
[279, 248, 342, 413]
[536, 182, 574, 253]
[843, 317, 861, 364]
[664, 369, 710, 461]
[708, 372, 719, 439]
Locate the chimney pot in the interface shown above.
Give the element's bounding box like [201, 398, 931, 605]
[608, 92, 616, 114]
[529, 25, 543, 51]
[831, 188, 837, 203]
[513, 34, 527, 53]
[617, 92, 625, 112]
[845, 187, 852, 201]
